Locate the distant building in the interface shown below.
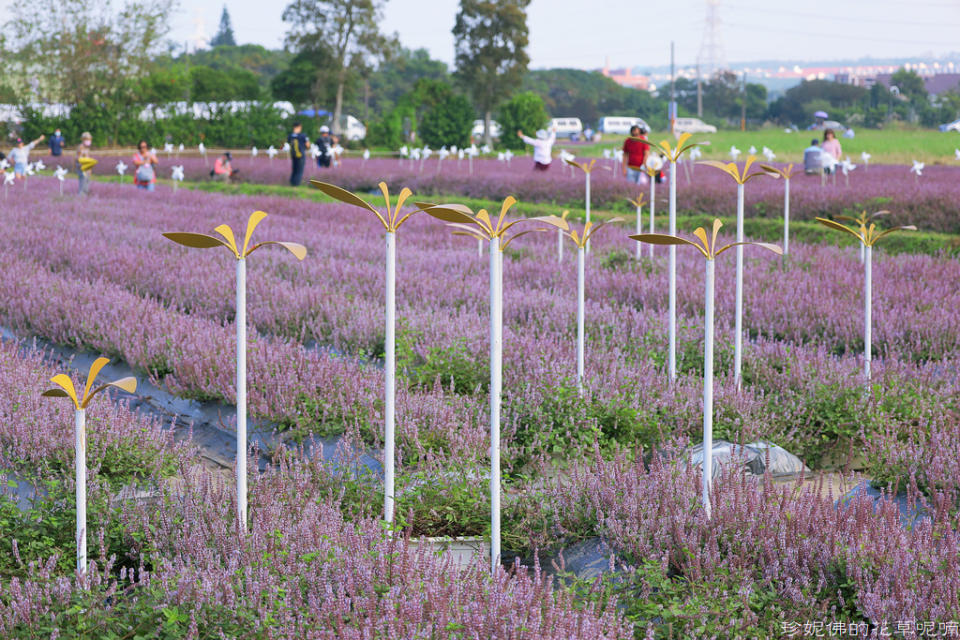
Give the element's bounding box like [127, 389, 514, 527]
[872, 73, 960, 96]
[600, 59, 650, 90]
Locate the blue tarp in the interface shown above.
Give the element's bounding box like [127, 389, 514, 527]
[298, 108, 331, 118]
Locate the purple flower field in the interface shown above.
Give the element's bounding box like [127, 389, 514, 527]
[43, 151, 960, 232]
[1, 173, 959, 636]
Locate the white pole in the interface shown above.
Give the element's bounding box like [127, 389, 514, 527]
[576, 246, 585, 394]
[668, 161, 678, 381]
[584, 173, 591, 253]
[384, 231, 396, 523]
[634, 202, 642, 261]
[648, 179, 656, 258]
[783, 178, 790, 257]
[864, 244, 872, 380]
[235, 258, 247, 529]
[734, 183, 744, 389]
[75, 408, 87, 576]
[702, 259, 715, 519]
[859, 243, 864, 264]
[489, 237, 502, 572]
[478, 237, 483, 258]
[557, 228, 564, 263]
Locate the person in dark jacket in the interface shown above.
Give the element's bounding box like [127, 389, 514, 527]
[287, 122, 310, 186]
[49, 129, 65, 156]
[314, 125, 333, 168]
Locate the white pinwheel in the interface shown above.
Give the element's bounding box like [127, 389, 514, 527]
[54, 166, 68, 181]
[748, 145, 757, 155]
[602, 148, 612, 160]
[457, 149, 465, 160]
[34, 159, 46, 171]
[362, 149, 370, 161]
[954, 148, 960, 160]
[910, 160, 924, 183]
[310, 145, 321, 159]
[0, 159, 8, 171]
[116, 161, 127, 177]
[497, 152, 505, 162]
[860, 151, 871, 171]
[410, 148, 422, 161]
[251, 146, 259, 158]
[25, 163, 35, 176]
[399, 145, 409, 157]
[729, 145, 741, 161]
[504, 149, 513, 163]
[281, 141, 290, 153]
[422, 146, 432, 159]
[450, 145, 458, 154]
[841, 157, 856, 175]
[438, 147, 450, 160]
[267, 146, 278, 159]
[689, 146, 703, 161]
[198, 142, 206, 154]
[3, 172, 14, 186]
[178, 143, 184, 152]
[164, 142, 174, 154]
[762, 146, 776, 162]
[481, 144, 492, 154]
[171, 165, 185, 181]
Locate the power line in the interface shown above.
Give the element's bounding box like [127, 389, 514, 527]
[725, 2, 960, 28]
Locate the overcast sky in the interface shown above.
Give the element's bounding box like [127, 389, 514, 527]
[5, 0, 960, 69]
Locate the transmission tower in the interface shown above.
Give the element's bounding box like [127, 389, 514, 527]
[697, 0, 725, 79]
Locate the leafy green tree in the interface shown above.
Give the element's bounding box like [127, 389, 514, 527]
[270, 47, 338, 106]
[453, 0, 530, 145]
[181, 44, 291, 91]
[419, 93, 473, 148]
[890, 68, 927, 103]
[767, 79, 867, 126]
[282, 0, 394, 135]
[189, 66, 261, 101]
[210, 6, 237, 47]
[366, 47, 449, 115]
[497, 91, 548, 150]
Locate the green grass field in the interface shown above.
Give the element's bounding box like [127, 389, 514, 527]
[570, 127, 960, 165]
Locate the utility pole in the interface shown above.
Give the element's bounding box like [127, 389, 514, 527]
[670, 41, 676, 135]
[697, 61, 703, 117]
[740, 71, 746, 131]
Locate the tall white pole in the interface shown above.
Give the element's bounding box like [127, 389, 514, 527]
[576, 246, 585, 394]
[783, 178, 790, 257]
[478, 237, 483, 258]
[648, 180, 656, 259]
[236, 258, 247, 529]
[584, 173, 591, 253]
[75, 408, 87, 576]
[489, 237, 502, 572]
[734, 183, 744, 389]
[702, 259, 715, 519]
[634, 202, 642, 261]
[557, 228, 564, 263]
[384, 231, 396, 523]
[859, 243, 864, 264]
[668, 161, 678, 381]
[864, 244, 872, 380]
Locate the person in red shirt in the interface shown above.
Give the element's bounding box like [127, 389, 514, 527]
[622, 124, 650, 185]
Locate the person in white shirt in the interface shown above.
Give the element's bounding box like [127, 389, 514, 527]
[517, 126, 557, 171]
[9, 135, 45, 178]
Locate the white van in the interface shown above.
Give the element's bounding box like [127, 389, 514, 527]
[338, 114, 367, 141]
[599, 116, 651, 135]
[471, 119, 502, 139]
[550, 117, 584, 138]
[674, 117, 717, 134]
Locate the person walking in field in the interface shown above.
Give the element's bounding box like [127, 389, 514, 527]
[622, 124, 650, 185]
[821, 128, 842, 166]
[9, 134, 45, 179]
[314, 126, 333, 168]
[133, 140, 159, 191]
[517, 126, 557, 171]
[76, 132, 94, 195]
[287, 122, 310, 186]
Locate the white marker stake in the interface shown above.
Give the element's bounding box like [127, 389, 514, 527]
[734, 183, 745, 389]
[634, 201, 642, 261]
[702, 258, 715, 519]
[489, 236, 502, 572]
[584, 172, 591, 253]
[576, 245, 585, 394]
[648, 179, 656, 259]
[384, 231, 396, 522]
[75, 408, 87, 575]
[668, 161, 678, 381]
[864, 244, 872, 380]
[235, 257, 247, 529]
[783, 177, 791, 257]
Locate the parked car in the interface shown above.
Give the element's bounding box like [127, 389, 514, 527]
[550, 117, 584, 139]
[939, 119, 960, 132]
[471, 119, 502, 139]
[599, 116, 651, 135]
[674, 117, 717, 134]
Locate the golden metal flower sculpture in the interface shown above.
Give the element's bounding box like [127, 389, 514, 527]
[42, 357, 137, 575]
[563, 157, 598, 174]
[310, 180, 417, 232]
[634, 132, 704, 164]
[631, 218, 781, 260]
[308, 179, 419, 525]
[627, 192, 648, 260]
[162, 211, 307, 260]
[630, 219, 781, 519]
[763, 163, 796, 180]
[698, 155, 780, 184]
[816, 211, 915, 381]
[539, 215, 624, 249]
[42, 357, 137, 409]
[416, 196, 544, 250]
